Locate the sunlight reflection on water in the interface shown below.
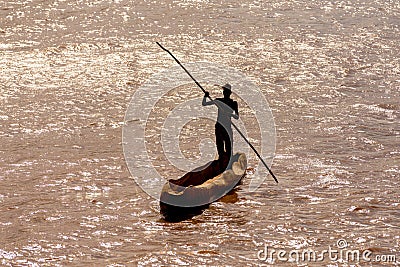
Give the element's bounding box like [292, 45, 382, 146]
[0, 0, 399, 265]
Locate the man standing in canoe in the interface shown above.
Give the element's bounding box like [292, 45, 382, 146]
[202, 84, 239, 160]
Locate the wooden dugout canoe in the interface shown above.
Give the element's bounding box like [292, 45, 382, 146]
[160, 153, 247, 220]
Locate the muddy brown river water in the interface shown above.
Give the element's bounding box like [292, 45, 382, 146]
[0, 0, 399, 266]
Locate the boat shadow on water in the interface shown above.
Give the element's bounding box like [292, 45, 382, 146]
[159, 153, 247, 222]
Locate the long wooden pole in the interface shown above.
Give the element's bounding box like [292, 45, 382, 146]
[156, 42, 278, 184]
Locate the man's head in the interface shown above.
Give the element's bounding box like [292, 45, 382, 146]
[222, 83, 232, 98]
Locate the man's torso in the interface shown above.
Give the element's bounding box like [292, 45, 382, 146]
[215, 98, 236, 128]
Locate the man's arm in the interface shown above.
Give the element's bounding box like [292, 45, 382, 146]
[232, 101, 239, 119]
[202, 91, 214, 106]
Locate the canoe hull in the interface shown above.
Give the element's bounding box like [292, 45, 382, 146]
[160, 153, 247, 221]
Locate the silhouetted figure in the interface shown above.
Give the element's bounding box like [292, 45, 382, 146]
[202, 84, 239, 160]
